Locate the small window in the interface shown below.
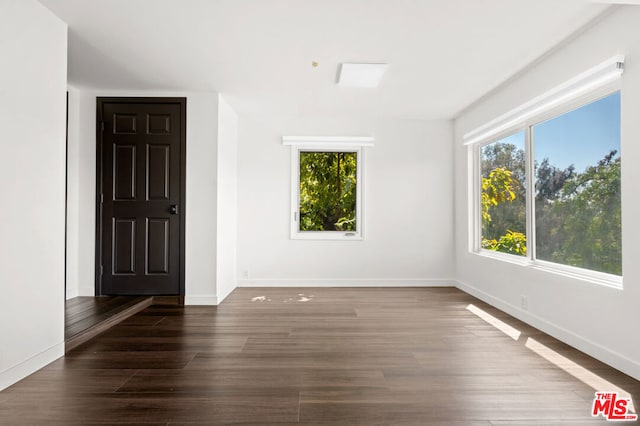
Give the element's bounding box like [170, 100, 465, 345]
[299, 151, 358, 231]
[289, 143, 365, 240]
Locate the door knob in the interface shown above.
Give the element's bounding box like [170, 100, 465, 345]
[169, 204, 179, 215]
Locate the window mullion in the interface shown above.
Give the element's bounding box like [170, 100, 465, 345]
[473, 144, 482, 252]
[525, 125, 536, 262]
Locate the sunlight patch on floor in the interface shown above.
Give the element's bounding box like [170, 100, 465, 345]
[525, 337, 635, 413]
[466, 304, 521, 340]
[465, 303, 635, 413]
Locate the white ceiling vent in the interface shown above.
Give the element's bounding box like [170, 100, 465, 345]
[337, 63, 388, 88]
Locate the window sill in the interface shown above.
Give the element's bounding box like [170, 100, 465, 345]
[291, 231, 363, 241]
[472, 250, 623, 290]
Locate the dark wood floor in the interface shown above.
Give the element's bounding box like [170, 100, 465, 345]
[65, 296, 155, 339]
[65, 296, 153, 352]
[2, 288, 638, 425]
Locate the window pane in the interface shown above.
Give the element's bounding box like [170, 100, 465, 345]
[480, 132, 527, 256]
[533, 92, 621, 275]
[299, 151, 357, 231]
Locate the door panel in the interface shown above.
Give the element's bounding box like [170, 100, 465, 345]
[146, 218, 169, 274]
[114, 145, 136, 200]
[147, 114, 171, 134]
[147, 144, 170, 200]
[98, 99, 185, 296]
[113, 218, 136, 275]
[114, 113, 137, 134]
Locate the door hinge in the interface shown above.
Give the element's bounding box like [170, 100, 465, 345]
[100, 193, 104, 204]
[101, 121, 105, 132]
[100, 265, 103, 276]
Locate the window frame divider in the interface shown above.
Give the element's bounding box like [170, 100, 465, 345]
[525, 125, 535, 262]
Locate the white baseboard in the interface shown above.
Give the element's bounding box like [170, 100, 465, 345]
[455, 279, 640, 381]
[237, 278, 455, 287]
[184, 294, 218, 306]
[0, 342, 64, 392]
[215, 285, 235, 305]
[65, 289, 79, 300]
[78, 286, 95, 297]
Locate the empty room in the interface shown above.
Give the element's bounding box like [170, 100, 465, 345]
[1, 0, 639, 424]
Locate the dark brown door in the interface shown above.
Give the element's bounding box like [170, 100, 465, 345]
[97, 98, 186, 296]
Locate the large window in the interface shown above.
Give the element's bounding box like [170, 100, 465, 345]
[287, 138, 367, 240]
[473, 89, 622, 283]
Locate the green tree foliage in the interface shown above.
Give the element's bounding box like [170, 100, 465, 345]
[481, 167, 516, 223]
[533, 159, 577, 259]
[536, 158, 575, 201]
[481, 143, 527, 246]
[299, 151, 357, 231]
[536, 150, 621, 275]
[480, 161, 527, 255]
[481, 142, 526, 185]
[483, 230, 527, 256]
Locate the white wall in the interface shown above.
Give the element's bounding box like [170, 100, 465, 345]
[66, 87, 81, 299]
[216, 96, 239, 303]
[66, 90, 221, 303]
[65, 88, 99, 297]
[184, 93, 219, 304]
[0, 0, 67, 390]
[237, 116, 455, 286]
[454, 6, 640, 380]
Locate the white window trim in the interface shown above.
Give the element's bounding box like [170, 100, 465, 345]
[466, 59, 624, 289]
[286, 136, 372, 241]
[283, 135, 374, 146]
[463, 55, 624, 146]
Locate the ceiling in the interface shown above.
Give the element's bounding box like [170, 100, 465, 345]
[40, 0, 616, 120]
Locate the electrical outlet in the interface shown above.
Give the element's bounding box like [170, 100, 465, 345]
[242, 270, 249, 279]
[521, 295, 528, 310]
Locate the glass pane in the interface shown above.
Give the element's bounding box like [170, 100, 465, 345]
[533, 92, 621, 275]
[299, 151, 357, 231]
[480, 132, 527, 256]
